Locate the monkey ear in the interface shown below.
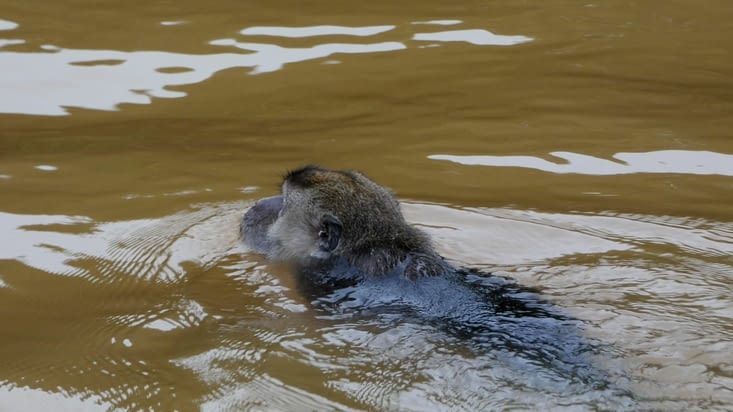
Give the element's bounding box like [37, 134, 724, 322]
[317, 214, 342, 253]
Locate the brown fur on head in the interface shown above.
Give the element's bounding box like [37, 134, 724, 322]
[243, 166, 448, 279]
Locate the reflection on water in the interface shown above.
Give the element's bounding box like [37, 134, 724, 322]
[404, 204, 632, 265]
[207, 38, 406, 74]
[160, 20, 185, 26]
[411, 20, 463, 26]
[0, 38, 23, 48]
[0, 18, 17, 31]
[413, 29, 532, 46]
[0, 20, 531, 116]
[34, 164, 57, 172]
[240, 25, 395, 38]
[1, 201, 732, 409]
[0, 19, 22, 48]
[431, 150, 733, 176]
[0, 387, 111, 411]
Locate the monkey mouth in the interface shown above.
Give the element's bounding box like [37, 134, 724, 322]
[241, 195, 283, 253]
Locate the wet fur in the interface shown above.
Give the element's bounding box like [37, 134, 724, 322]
[243, 165, 449, 279]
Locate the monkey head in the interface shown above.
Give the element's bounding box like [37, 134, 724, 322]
[241, 166, 448, 278]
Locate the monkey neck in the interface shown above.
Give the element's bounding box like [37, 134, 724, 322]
[342, 226, 449, 278]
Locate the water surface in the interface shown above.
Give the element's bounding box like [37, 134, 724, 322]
[1, 0, 732, 410]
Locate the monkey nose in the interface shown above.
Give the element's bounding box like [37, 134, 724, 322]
[244, 195, 284, 226]
[256, 195, 283, 212]
[241, 195, 284, 252]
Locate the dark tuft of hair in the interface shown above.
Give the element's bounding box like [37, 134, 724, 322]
[284, 165, 325, 187]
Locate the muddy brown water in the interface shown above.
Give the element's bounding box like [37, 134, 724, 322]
[1, 0, 733, 410]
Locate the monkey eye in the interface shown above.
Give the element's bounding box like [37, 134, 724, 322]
[318, 230, 328, 239]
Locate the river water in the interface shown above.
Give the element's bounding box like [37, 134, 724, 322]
[1, 0, 732, 410]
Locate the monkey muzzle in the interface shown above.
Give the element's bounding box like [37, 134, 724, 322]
[241, 195, 283, 254]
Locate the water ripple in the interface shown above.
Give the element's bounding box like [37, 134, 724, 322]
[2, 201, 731, 409]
